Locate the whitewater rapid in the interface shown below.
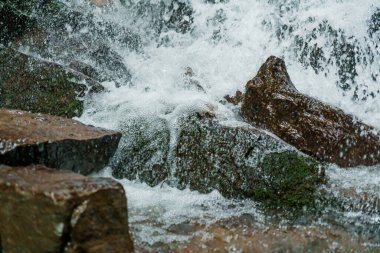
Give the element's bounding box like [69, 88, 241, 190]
[72, 0, 380, 246]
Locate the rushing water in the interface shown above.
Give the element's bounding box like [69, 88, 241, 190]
[57, 0, 380, 249]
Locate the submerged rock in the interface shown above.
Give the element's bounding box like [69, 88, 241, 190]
[0, 48, 104, 117]
[241, 56, 380, 167]
[0, 164, 133, 253]
[0, 108, 121, 175]
[170, 218, 373, 252]
[174, 114, 324, 205]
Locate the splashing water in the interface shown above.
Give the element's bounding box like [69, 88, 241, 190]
[62, 0, 380, 248]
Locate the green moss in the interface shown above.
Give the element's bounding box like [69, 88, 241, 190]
[0, 48, 86, 117]
[255, 151, 324, 207]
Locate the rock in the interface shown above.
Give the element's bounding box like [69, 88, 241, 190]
[264, 5, 379, 99]
[0, 3, 37, 46]
[0, 164, 133, 253]
[111, 115, 170, 187]
[321, 185, 380, 215]
[1, 0, 138, 87]
[110, 112, 324, 205]
[69, 61, 104, 82]
[172, 218, 373, 252]
[0, 48, 104, 117]
[89, 45, 132, 85]
[241, 56, 380, 167]
[224, 90, 243, 105]
[174, 114, 324, 205]
[0, 108, 121, 175]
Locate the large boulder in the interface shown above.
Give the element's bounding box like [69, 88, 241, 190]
[174, 114, 324, 206]
[0, 164, 133, 253]
[0, 48, 104, 117]
[0, 108, 121, 175]
[112, 112, 324, 205]
[241, 56, 380, 167]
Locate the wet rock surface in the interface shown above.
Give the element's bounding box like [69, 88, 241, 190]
[176, 220, 372, 253]
[241, 56, 380, 167]
[174, 114, 324, 204]
[0, 2, 37, 46]
[0, 164, 133, 253]
[112, 115, 170, 187]
[111, 112, 324, 205]
[0, 0, 137, 86]
[0, 108, 121, 175]
[134, 212, 379, 252]
[0, 48, 104, 117]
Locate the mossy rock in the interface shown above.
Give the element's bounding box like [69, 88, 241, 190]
[0, 48, 102, 117]
[253, 151, 325, 207]
[110, 112, 325, 206]
[174, 114, 325, 204]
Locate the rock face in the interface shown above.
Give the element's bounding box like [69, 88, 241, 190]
[0, 48, 104, 117]
[0, 108, 121, 175]
[0, 165, 133, 253]
[241, 56, 380, 167]
[174, 114, 324, 205]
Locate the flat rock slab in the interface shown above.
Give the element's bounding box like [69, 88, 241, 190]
[0, 108, 121, 175]
[241, 56, 380, 167]
[0, 165, 133, 253]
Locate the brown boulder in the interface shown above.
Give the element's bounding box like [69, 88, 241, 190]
[0, 165, 133, 253]
[0, 108, 121, 175]
[241, 56, 380, 167]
